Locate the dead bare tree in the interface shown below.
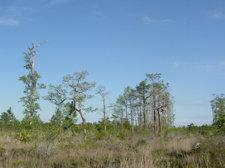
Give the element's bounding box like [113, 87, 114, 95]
[96, 86, 109, 131]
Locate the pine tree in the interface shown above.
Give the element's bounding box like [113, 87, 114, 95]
[19, 42, 46, 125]
[44, 70, 96, 140]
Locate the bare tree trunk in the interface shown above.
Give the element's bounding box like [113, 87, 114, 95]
[74, 101, 86, 141]
[96, 86, 109, 131]
[139, 105, 142, 129]
[146, 106, 150, 129]
[130, 100, 134, 133]
[29, 116, 33, 125]
[134, 107, 137, 132]
[120, 107, 124, 131]
[30, 46, 36, 125]
[167, 100, 171, 128]
[153, 94, 156, 133]
[167, 109, 170, 128]
[103, 97, 106, 131]
[143, 98, 146, 130]
[158, 108, 161, 133]
[125, 101, 128, 120]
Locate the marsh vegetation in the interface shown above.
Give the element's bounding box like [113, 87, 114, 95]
[0, 123, 225, 168]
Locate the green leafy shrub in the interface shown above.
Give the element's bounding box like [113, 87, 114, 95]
[15, 130, 32, 143]
[136, 139, 146, 146]
[0, 147, 6, 157]
[13, 160, 23, 166]
[57, 143, 63, 149]
[213, 113, 225, 135]
[96, 130, 107, 140]
[124, 119, 132, 130]
[71, 125, 83, 133]
[11, 148, 26, 157]
[117, 129, 132, 140]
[0, 132, 10, 136]
[45, 130, 61, 141]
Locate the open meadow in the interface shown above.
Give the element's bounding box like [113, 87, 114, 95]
[0, 125, 225, 168]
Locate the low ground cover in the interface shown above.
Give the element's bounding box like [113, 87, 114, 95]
[0, 127, 224, 168]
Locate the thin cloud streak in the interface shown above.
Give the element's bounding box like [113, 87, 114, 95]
[142, 16, 155, 23]
[200, 61, 225, 75]
[220, 61, 225, 66]
[0, 18, 19, 25]
[173, 61, 180, 67]
[46, 0, 70, 7]
[210, 12, 225, 19]
[142, 16, 172, 23]
[200, 64, 217, 72]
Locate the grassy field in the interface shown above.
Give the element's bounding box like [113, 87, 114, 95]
[0, 128, 225, 168]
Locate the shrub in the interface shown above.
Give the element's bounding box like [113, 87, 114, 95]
[13, 160, 23, 166]
[213, 113, 225, 135]
[0, 147, 6, 157]
[15, 130, 32, 143]
[117, 129, 132, 140]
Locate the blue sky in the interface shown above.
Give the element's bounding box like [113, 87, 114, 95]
[1, 0, 225, 126]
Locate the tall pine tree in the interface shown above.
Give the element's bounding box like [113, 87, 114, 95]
[19, 42, 46, 126]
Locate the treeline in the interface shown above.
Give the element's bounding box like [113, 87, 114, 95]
[2, 41, 225, 137]
[112, 73, 175, 134]
[0, 41, 175, 137]
[0, 72, 175, 135]
[1, 92, 225, 136]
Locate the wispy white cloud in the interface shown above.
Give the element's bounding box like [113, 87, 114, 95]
[173, 61, 180, 67]
[200, 64, 217, 72]
[162, 19, 172, 22]
[210, 11, 225, 19]
[220, 61, 225, 66]
[0, 18, 19, 25]
[177, 101, 205, 105]
[142, 16, 172, 23]
[200, 61, 225, 75]
[46, 0, 69, 6]
[142, 16, 155, 23]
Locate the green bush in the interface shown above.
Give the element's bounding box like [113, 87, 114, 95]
[124, 119, 132, 130]
[0, 147, 6, 157]
[45, 130, 61, 141]
[117, 129, 132, 140]
[213, 113, 225, 135]
[137, 139, 146, 145]
[13, 160, 23, 166]
[71, 125, 83, 133]
[15, 130, 32, 143]
[96, 130, 107, 140]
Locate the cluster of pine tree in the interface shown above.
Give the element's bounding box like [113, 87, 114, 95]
[112, 73, 175, 134]
[2, 41, 225, 137]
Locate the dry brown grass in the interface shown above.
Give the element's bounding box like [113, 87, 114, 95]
[0, 131, 224, 168]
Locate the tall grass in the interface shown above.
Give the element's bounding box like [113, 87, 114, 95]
[0, 129, 225, 168]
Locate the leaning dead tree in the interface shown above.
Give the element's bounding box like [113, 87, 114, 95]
[44, 70, 96, 140]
